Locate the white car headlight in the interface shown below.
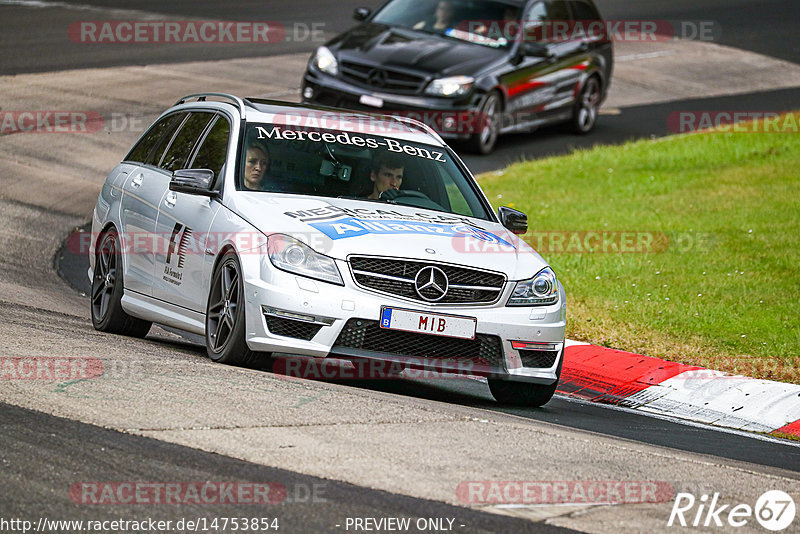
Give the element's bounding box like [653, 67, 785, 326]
[311, 46, 338, 76]
[267, 234, 343, 286]
[507, 267, 559, 306]
[425, 75, 474, 97]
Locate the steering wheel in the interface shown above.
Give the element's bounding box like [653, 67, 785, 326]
[380, 188, 442, 210]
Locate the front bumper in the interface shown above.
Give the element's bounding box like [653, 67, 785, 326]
[241, 254, 566, 385]
[302, 71, 485, 140]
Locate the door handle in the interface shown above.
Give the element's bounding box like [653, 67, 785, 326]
[131, 175, 143, 188]
[164, 191, 177, 208]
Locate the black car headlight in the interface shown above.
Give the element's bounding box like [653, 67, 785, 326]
[425, 76, 474, 97]
[310, 46, 338, 76]
[267, 234, 343, 285]
[507, 267, 559, 306]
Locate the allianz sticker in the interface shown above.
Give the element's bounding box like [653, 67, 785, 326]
[305, 216, 516, 249]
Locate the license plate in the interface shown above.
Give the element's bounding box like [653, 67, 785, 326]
[379, 307, 477, 340]
[359, 94, 384, 108]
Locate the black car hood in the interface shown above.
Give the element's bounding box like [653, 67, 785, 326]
[329, 23, 505, 77]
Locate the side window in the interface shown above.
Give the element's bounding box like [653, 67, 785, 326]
[189, 116, 231, 177]
[523, 1, 547, 25]
[125, 113, 185, 165]
[570, 0, 600, 21]
[547, 0, 571, 21]
[159, 112, 214, 172]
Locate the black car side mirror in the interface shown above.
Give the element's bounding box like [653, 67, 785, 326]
[498, 206, 528, 235]
[169, 169, 218, 197]
[353, 7, 371, 21]
[521, 41, 553, 59]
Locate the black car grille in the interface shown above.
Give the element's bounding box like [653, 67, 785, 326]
[519, 350, 559, 369]
[333, 319, 504, 368]
[339, 61, 426, 94]
[265, 316, 323, 341]
[349, 256, 506, 304]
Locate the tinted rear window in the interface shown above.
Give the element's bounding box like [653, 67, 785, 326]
[570, 0, 600, 21]
[189, 116, 231, 177]
[125, 112, 185, 165]
[160, 112, 215, 172]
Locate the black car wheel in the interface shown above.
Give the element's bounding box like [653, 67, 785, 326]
[466, 91, 501, 155]
[571, 76, 601, 134]
[205, 252, 260, 366]
[90, 229, 152, 337]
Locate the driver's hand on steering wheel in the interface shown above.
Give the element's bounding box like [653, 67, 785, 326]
[379, 187, 400, 201]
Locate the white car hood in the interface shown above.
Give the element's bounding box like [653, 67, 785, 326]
[228, 194, 549, 280]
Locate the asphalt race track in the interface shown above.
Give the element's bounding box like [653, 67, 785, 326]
[1, 0, 800, 532]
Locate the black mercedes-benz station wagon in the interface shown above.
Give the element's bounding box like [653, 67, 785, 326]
[302, 0, 613, 154]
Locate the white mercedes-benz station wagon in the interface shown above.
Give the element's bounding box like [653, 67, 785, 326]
[90, 93, 566, 406]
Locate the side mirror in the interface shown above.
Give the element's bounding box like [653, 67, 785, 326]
[169, 169, 217, 197]
[498, 206, 527, 235]
[353, 7, 371, 21]
[521, 41, 552, 58]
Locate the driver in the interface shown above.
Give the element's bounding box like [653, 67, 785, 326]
[367, 153, 404, 199]
[413, 0, 456, 32]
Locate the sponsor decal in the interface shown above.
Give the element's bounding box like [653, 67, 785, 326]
[306, 216, 515, 247]
[283, 205, 480, 226]
[255, 127, 448, 164]
[162, 223, 191, 286]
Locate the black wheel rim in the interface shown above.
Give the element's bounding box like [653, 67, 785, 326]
[479, 94, 499, 148]
[207, 259, 240, 353]
[91, 233, 117, 322]
[577, 78, 600, 131]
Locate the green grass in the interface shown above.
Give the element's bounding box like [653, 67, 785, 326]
[479, 116, 800, 382]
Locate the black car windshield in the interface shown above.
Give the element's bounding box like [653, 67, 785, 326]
[239, 122, 491, 220]
[372, 0, 521, 49]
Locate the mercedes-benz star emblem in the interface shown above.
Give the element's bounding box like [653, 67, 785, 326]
[414, 266, 448, 302]
[367, 68, 388, 88]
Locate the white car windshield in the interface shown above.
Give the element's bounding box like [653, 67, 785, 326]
[238, 122, 491, 220]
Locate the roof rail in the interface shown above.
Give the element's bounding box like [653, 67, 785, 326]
[174, 93, 246, 117]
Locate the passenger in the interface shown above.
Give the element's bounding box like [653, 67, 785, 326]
[242, 142, 270, 190]
[366, 153, 405, 199]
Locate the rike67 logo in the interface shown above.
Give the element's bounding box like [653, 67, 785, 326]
[668, 490, 795, 531]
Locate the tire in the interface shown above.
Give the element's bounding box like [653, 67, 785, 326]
[90, 229, 152, 337]
[570, 76, 601, 134]
[488, 351, 563, 407]
[205, 252, 260, 366]
[466, 91, 501, 155]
